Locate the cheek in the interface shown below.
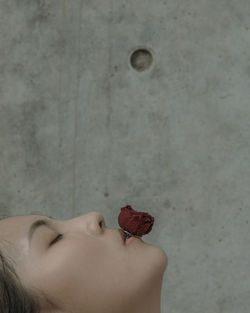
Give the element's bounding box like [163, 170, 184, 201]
[48, 240, 102, 274]
[33, 241, 104, 298]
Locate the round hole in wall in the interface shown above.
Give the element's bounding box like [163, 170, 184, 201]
[130, 48, 153, 72]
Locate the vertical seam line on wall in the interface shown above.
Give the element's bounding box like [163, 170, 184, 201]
[73, 0, 83, 217]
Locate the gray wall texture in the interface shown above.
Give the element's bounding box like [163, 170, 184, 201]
[1, 1, 250, 312]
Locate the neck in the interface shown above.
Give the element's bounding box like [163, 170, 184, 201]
[128, 275, 164, 313]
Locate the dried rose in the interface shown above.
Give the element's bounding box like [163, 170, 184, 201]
[118, 205, 154, 237]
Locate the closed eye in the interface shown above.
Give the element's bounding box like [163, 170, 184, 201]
[50, 234, 63, 246]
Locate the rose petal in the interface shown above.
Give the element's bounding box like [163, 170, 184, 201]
[118, 205, 154, 237]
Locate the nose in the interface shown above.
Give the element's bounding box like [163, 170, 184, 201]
[84, 211, 106, 235]
[63, 211, 106, 238]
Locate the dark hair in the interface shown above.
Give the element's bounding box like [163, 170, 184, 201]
[0, 215, 42, 313]
[0, 249, 42, 313]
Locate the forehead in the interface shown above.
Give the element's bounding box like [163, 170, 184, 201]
[0, 215, 51, 264]
[0, 215, 42, 272]
[0, 215, 42, 249]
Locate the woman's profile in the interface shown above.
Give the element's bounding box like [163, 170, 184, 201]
[0, 211, 168, 313]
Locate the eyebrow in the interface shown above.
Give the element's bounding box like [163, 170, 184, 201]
[28, 216, 56, 243]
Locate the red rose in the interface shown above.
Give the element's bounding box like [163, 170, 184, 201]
[118, 205, 154, 237]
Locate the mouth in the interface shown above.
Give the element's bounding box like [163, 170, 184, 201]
[118, 229, 142, 244]
[118, 229, 127, 243]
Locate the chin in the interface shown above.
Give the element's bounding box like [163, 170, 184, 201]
[144, 243, 168, 277]
[155, 245, 168, 273]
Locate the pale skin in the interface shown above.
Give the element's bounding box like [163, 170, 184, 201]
[0, 212, 168, 313]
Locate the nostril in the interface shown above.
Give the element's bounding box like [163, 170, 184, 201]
[97, 213, 106, 229]
[99, 218, 106, 228]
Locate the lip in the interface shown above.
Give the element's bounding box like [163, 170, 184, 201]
[125, 236, 142, 245]
[118, 229, 127, 244]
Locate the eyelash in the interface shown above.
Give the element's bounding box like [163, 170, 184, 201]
[50, 234, 63, 246]
[49, 219, 103, 246]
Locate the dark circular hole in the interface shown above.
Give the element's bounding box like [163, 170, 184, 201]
[130, 48, 153, 72]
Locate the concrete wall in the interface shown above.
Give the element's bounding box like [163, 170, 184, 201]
[1, 1, 250, 312]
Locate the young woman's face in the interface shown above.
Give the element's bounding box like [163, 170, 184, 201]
[0, 212, 168, 313]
